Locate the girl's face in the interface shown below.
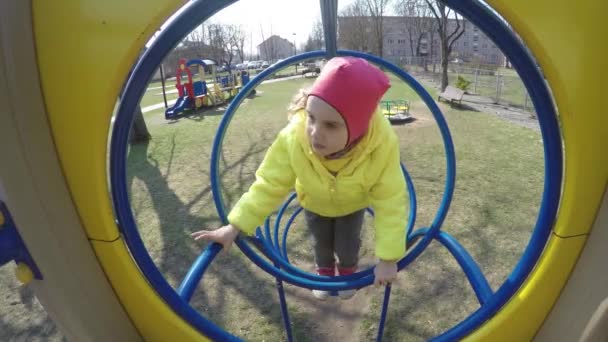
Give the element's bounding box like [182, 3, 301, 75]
[305, 95, 348, 156]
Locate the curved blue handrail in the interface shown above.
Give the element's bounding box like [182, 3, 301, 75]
[177, 243, 223, 302]
[409, 228, 493, 305]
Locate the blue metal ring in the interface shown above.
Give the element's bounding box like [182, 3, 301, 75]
[109, 0, 561, 340]
[273, 162, 417, 261]
[426, 1, 562, 340]
[210, 50, 455, 289]
[110, 0, 242, 340]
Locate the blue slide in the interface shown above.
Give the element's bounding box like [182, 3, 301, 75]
[165, 96, 192, 119]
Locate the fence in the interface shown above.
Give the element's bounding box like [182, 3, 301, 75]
[400, 56, 534, 114]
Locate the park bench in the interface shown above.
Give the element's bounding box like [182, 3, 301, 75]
[438, 85, 465, 105]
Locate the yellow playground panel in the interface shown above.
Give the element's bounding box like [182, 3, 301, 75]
[0, 0, 606, 341]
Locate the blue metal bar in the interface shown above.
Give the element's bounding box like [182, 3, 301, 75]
[376, 284, 392, 342]
[320, 0, 338, 57]
[236, 237, 370, 291]
[109, 0, 244, 339]
[210, 49, 454, 292]
[429, 0, 563, 340]
[274, 192, 298, 251]
[436, 231, 493, 305]
[177, 243, 223, 302]
[337, 50, 456, 249]
[275, 266, 294, 342]
[281, 207, 302, 261]
[0, 201, 42, 279]
[256, 220, 366, 282]
[409, 228, 493, 305]
[402, 163, 417, 241]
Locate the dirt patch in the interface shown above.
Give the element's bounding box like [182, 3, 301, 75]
[0, 266, 64, 342]
[279, 253, 395, 342]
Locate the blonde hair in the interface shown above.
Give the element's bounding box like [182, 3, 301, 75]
[287, 88, 309, 118]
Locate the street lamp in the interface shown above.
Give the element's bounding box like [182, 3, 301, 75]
[292, 32, 297, 73]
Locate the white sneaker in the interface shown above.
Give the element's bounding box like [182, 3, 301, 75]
[312, 289, 330, 301]
[338, 289, 357, 300]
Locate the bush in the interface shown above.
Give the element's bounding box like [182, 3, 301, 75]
[455, 75, 472, 92]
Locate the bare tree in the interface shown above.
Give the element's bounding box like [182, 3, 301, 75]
[207, 24, 228, 64]
[186, 25, 207, 57]
[230, 25, 247, 63]
[163, 27, 211, 77]
[304, 18, 325, 52]
[424, 0, 466, 90]
[206, 23, 247, 68]
[394, 0, 433, 62]
[339, 0, 371, 52]
[311, 17, 325, 50]
[365, 0, 392, 57]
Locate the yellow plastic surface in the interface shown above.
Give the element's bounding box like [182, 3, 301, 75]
[487, 0, 608, 237]
[32, 0, 187, 241]
[92, 239, 209, 341]
[15, 262, 34, 285]
[463, 234, 587, 341]
[463, 0, 608, 339]
[28, 0, 608, 340]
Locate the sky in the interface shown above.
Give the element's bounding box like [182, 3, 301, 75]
[148, 0, 487, 51]
[150, 0, 361, 50]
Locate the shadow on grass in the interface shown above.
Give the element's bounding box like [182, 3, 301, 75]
[127, 138, 333, 340]
[0, 284, 65, 342]
[166, 106, 228, 124]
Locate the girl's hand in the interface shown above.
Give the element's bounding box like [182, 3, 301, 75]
[374, 260, 398, 286]
[191, 224, 240, 251]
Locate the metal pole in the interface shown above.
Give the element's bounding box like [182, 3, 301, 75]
[160, 64, 168, 109]
[293, 32, 298, 74]
[320, 0, 338, 58]
[474, 69, 479, 94]
[376, 284, 392, 341]
[495, 72, 500, 103]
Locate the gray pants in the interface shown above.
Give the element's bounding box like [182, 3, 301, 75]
[304, 209, 365, 269]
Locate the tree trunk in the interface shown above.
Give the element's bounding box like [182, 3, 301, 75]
[129, 105, 151, 144]
[440, 41, 449, 91]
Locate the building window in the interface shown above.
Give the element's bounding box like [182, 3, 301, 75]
[388, 39, 394, 44]
[473, 36, 479, 42]
[473, 46, 479, 53]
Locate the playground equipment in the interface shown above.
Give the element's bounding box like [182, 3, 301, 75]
[0, 0, 606, 341]
[165, 57, 251, 119]
[381, 99, 414, 124]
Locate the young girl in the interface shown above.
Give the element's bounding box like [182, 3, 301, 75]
[192, 57, 407, 300]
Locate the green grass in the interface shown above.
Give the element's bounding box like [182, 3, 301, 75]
[127, 75, 543, 341]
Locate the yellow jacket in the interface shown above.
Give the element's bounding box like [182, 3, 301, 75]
[228, 110, 407, 260]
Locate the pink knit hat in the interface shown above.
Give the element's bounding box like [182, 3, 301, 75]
[308, 57, 390, 146]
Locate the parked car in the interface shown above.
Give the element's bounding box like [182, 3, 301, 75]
[261, 61, 269, 68]
[248, 61, 262, 69]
